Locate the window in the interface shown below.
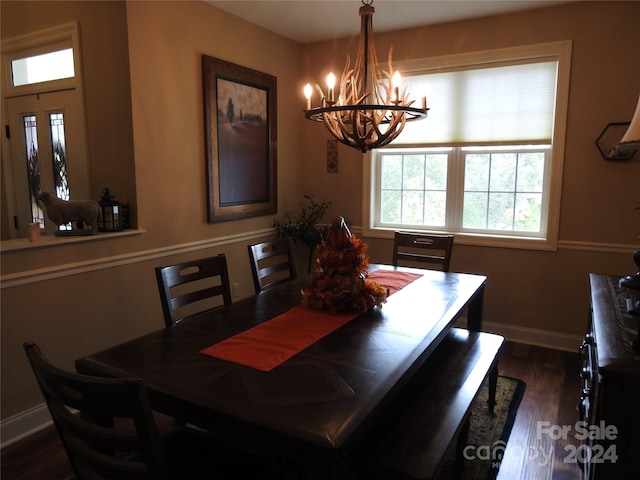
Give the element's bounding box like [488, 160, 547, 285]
[2, 22, 81, 97]
[364, 41, 571, 250]
[2, 23, 90, 238]
[377, 145, 549, 233]
[11, 48, 75, 86]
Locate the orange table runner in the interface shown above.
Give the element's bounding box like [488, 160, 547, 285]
[200, 270, 421, 371]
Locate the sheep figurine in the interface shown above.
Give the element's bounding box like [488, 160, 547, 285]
[36, 192, 101, 233]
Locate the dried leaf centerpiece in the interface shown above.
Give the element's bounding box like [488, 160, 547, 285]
[302, 216, 388, 313]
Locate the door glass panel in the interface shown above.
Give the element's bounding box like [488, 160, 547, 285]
[49, 112, 71, 230]
[49, 112, 69, 200]
[22, 114, 45, 226]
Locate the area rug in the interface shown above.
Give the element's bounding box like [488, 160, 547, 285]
[437, 376, 526, 480]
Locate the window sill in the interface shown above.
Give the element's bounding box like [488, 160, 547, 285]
[363, 226, 557, 251]
[1, 229, 145, 253]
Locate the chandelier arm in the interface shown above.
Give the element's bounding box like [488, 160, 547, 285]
[400, 84, 410, 105]
[322, 113, 347, 142]
[370, 114, 393, 143]
[339, 58, 353, 103]
[332, 111, 363, 149]
[371, 117, 406, 149]
[314, 84, 325, 104]
[336, 111, 363, 150]
[304, 104, 427, 122]
[305, 103, 427, 151]
[356, 110, 373, 140]
[348, 75, 360, 104]
[340, 110, 362, 141]
[349, 111, 370, 149]
[371, 108, 406, 146]
[379, 112, 407, 141]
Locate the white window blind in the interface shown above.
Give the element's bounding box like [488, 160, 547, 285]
[398, 60, 558, 146]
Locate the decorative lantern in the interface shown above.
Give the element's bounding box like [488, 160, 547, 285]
[98, 187, 122, 232]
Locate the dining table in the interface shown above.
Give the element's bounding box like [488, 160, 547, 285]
[75, 264, 486, 477]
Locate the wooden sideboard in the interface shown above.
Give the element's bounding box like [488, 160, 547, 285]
[579, 274, 640, 480]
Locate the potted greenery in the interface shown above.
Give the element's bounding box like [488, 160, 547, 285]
[273, 194, 331, 272]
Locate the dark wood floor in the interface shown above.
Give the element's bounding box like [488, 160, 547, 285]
[496, 342, 582, 480]
[1, 341, 582, 480]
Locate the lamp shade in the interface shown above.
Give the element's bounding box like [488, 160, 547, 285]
[620, 94, 640, 146]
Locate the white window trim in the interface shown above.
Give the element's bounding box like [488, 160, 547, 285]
[362, 41, 572, 251]
[2, 22, 83, 97]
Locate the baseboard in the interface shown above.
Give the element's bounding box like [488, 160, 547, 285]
[1, 403, 52, 448]
[1, 323, 582, 448]
[455, 318, 582, 352]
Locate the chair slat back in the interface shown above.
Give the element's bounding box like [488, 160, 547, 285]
[155, 254, 232, 327]
[23, 342, 170, 480]
[248, 238, 297, 293]
[392, 232, 454, 272]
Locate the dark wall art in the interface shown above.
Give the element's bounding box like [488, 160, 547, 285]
[203, 55, 277, 222]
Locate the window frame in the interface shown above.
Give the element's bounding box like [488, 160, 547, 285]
[362, 41, 572, 251]
[2, 22, 82, 97]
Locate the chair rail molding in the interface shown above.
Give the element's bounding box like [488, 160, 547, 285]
[1, 228, 274, 289]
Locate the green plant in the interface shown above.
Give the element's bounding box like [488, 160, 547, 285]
[273, 194, 332, 271]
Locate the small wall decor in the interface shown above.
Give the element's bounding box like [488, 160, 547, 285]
[202, 55, 277, 223]
[327, 140, 339, 173]
[596, 122, 638, 161]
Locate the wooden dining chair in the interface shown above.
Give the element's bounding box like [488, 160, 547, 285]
[248, 238, 297, 293]
[392, 231, 454, 272]
[23, 341, 277, 480]
[155, 254, 232, 327]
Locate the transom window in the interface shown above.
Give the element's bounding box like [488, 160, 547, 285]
[11, 48, 75, 87]
[364, 41, 571, 250]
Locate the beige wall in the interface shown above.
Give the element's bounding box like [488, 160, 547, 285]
[1, 0, 639, 430]
[298, 1, 640, 332]
[1, 0, 304, 422]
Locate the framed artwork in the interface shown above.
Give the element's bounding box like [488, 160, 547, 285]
[202, 55, 277, 223]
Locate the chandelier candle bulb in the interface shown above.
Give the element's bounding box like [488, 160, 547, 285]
[327, 73, 336, 103]
[304, 83, 313, 110]
[393, 71, 401, 103]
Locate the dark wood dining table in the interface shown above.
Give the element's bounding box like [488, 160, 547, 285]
[75, 264, 486, 477]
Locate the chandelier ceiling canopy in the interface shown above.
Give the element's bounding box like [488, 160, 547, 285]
[303, 0, 428, 153]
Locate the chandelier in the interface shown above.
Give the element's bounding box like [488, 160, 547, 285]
[303, 0, 428, 153]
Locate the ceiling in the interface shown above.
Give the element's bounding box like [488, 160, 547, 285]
[208, 0, 572, 44]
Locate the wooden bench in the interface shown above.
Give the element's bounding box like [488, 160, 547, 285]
[353, 328, 504, 480]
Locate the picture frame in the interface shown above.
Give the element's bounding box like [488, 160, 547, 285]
[202, 55, 277, 223]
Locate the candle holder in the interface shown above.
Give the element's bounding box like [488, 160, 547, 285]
[98, 187, 123, 232]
